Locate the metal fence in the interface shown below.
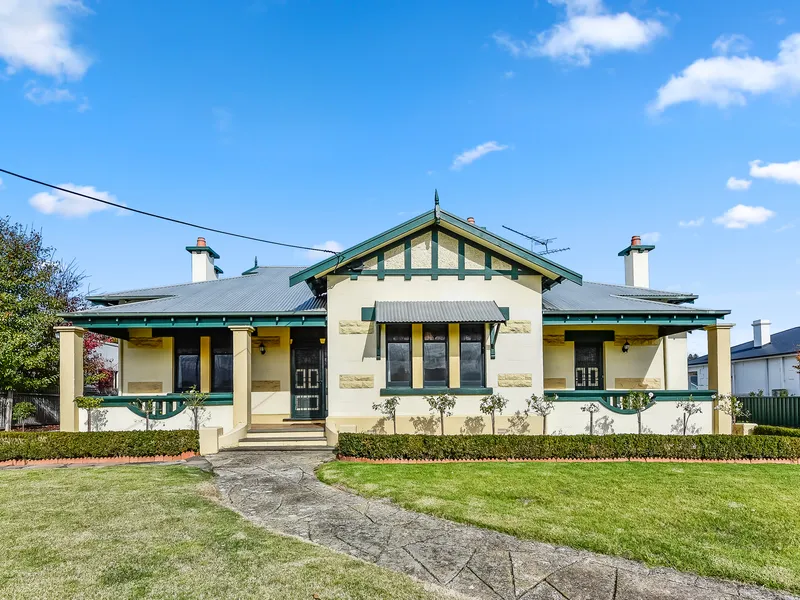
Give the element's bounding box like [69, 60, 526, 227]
[740, 395, 800, 428]
[0, 392, 60, 429]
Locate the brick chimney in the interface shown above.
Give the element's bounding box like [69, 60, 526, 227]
[752, 319, 771, 348]
[186, 236, 221, 282]
[618, 235, 654, 288]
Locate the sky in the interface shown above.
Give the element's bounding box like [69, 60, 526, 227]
[0, 0, 799, 355]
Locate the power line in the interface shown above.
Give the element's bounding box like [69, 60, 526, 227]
[0, 167, 338, 255]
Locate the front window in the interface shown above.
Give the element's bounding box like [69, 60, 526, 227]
[175, 334, 200, 392]
[459, 324, 484, 387]
[423, 324, 448, 387]
[386, 325, 412, 387]
[211, 331, 233, 393]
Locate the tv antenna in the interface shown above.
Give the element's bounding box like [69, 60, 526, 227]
[502, 225, 570, 255]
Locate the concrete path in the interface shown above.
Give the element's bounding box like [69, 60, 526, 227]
[208, 451, 797, 600]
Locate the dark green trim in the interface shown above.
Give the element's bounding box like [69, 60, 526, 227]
[618, 244, 655, 257]
[287, 208, 583, 288]
[99, 393, 233, 420]
[377, 251, 385, 280]
[376, 323, 382, 361]
[484, 251, 492, 280]
[404, 239, 412, 280]
[66, 314, 327, 329]
[214, 265, 224, 275]
[564, 330, 616, 343]
[379, 387, 493, 396]
[185, 246, 221, 259]
[548, 389, 715, 414]
[498, 307, 510, 320]
[431, 229, 439, 280]
[457, 239, 465, 280]
[489, 323, 500, 359]
[361, 306, 376, 321]
[543, 313, 726, 326]
[337, 267, 535, 278]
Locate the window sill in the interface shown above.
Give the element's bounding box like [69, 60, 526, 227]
[379, 387, 493, 396]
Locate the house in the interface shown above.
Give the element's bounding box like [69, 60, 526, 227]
[689, 321, 800, 396]
[56, 196, 734, 448]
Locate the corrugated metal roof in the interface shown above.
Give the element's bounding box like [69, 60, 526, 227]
[375, 301, 506, 323]
[542, 280, 721, 314]
[74, 267, 325, 316]
[689, 326, 800, 365]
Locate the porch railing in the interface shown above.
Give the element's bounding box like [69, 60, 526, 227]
[546, 389, 716, 414]
[739, 396, 800, 429]
[99, 393, 233, 420]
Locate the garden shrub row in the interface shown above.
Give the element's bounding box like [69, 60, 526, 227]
[337, 433, 800, 461]
[0, 430, 199, 461]
[752, 425, 800, 438]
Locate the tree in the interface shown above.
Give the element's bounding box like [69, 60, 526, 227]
[528, 394, 556, 435]
[425, 393, 456, 436]
[182, 386, 209, 431]
[622, 391, 654, 434]
[479, 394, 508, 435]
[0, 217, 83, 430]
[137, 399, 156, 431]
[713, 394, 749, 428]
[83, 331, 116, 394]
[75, 395, 104, 432]
[581, 402, 600, 435]
[372, 396, 400, 434]
[676, 397, 702, 435]
[12, 402, 36, 432]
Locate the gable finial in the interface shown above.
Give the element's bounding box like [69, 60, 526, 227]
[254, 256, 258, 268]
[434, 189, 439, 206]
[434, 189, 441, 222]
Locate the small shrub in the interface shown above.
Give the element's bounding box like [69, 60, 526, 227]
[753, 425, 800, 438]
[581, 403, 600, 435]
[372, 396, 401, 434]
[336, 432, 800, 461]
[424, 393, 456, 436]
[75, 396, 104, 432]
[479, 394, 508, 435]
[182, 386, 209, 431]
[622, 391, 654, 434]
[676, 397, 703, 436]
[528, 394, 556, 435]
[714, 394, 749, 426]
[0, 430, 199, 462]
[12, 402, 36, 432]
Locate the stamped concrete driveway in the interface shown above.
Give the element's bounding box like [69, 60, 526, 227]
[208, 451, 797, 600]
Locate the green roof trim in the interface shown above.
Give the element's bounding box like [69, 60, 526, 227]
[63, 313, 326, 330]
[289, 208, 582, 288]
[185, 245, 221, 259]
[618, 244, 655, 257]
[214, 265, 223, 275]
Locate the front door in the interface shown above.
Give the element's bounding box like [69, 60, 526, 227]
[291, 342, 326, 419]
[575, 342, 604, 390]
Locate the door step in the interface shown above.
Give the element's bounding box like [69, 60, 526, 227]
[221, 445, 336, 452]
[239, 437, 328, 447]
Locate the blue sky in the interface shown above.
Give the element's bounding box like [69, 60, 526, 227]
[1, 0, 799, 354]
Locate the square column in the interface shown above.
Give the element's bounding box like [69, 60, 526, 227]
[706, 323, 734, 434]
[229, 326, 253, 428]
[55, 326, 84, 432]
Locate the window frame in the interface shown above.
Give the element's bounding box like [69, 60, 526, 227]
[385, 324, 412, 388]
[210, 331, 233, 393]
[422, 323, 449, 388]
[459, 324, 485, 388]
[173, 333, 201, 393]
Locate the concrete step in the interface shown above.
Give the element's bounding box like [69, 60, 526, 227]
[221, 445, 336, 452]
[239, 437, 328, 447]
[246, 428, 324, 438]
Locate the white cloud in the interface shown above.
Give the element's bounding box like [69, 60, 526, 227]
[679, 217, 704, 227]
[651, 33, 800, 113]
[307, 240, 343, 261]
[0, 0, 91, 79]
[493, 0, 666, 67]
[749, 158, 800, 184]
[504, 70, 515, 79]
[451, 141, 508, 170]
[24, 81, 74, 104]
[712, 34, 752, 56]
[640, 231, 660, 243]
[713, 204, 776, 229]
[776, 222, 796, 232]
[726, 176, 752, 191]
[28, 184, 124, 218]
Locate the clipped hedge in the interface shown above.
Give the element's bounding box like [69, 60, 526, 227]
[753, 425, 800, 438]
[0, 430, 199, 462]
[337, 433, 800, 461]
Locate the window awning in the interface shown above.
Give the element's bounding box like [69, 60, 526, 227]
[374, 301, 507, 324]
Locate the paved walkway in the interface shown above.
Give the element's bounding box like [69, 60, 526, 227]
[208, 451, 796, 600]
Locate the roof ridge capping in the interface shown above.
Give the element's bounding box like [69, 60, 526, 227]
[288, 205, 582, 288]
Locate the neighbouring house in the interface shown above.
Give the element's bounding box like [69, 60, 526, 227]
[689, 321, 800, 396]
[57, 197, 734, 448]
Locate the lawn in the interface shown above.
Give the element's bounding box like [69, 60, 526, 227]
[318, 461, 800, 593]
[0, 465, 445, 600]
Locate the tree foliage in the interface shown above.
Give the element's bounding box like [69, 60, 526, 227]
[479, 394, 508, 435]
[528, 393, 557, 435]
[372, 396, 401, 434]
[0, 217, 83, 394]
[424, 393, 456, 435]
[12, 402, 36, 431]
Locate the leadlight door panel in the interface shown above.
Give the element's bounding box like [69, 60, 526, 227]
[291, 346, 325, 419]
[575, 342, 603, 390]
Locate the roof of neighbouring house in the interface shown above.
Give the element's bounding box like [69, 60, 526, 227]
[79, 266, 325, 316]
[543, 281, 707, 314]
[689, 326, 800, 366]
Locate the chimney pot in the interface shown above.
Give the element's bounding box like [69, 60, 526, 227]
[631, 235, 641, 246]
[196, 237, 207, 247]
[467, 217, 475, 225]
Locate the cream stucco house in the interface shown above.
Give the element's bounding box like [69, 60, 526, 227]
[57, 197, 734, 450]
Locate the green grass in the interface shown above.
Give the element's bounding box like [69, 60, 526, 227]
[318, 461, 800, 593]
[0, 466, 444, 600]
